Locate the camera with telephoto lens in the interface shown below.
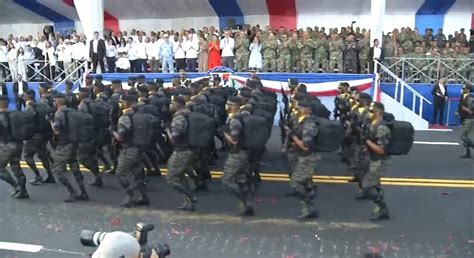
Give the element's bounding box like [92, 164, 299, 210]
[80, 222, 170, 258]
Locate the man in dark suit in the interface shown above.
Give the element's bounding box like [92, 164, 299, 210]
[12, 74, 29, 110]
[431, 78, 448, 125]
[0, 82, 7, 96]
[368, 38, 384, 73]
[89, 31, 106, 73]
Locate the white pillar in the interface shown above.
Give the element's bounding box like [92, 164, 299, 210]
[370, 0, 385, 47]
[74, 0, 104, 40]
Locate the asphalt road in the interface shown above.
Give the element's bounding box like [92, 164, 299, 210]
[0, 128, 472, 258]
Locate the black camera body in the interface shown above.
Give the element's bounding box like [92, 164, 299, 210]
[80, 222, 170, 258]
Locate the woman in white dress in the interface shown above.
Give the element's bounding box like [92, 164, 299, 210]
[248, 36, 262, 71]
[17, 47, 27, 80]
[7, 43, 18, 81]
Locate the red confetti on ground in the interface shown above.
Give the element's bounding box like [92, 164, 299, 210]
[256, 199, 262, 203]
[110, 218, 121, 227]
[239, 237, 249, 242]
[184, 228, 193, 234]
[285, 255, 295, 258]
[368, 246, 381, 254]
[291, 235, 299, 239]
[448, 235, 453, 240]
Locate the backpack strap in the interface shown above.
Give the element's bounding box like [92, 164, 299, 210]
[31, 103, 40, 127]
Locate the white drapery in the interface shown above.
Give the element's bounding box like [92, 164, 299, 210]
[370, 0, 385, 47]
[74, 0, 104, 40]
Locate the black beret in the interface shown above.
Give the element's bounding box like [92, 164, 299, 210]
[78, 87, 90, 93]
[359, 92, 372, 101]
[25, 89, 36, 97]
[95, 74, 103, 80]
[146, 81, 156, 86]
[85, 75, 92, 79]
[0, 95, 9, 102]
[288, 78, 299, 86]
[121, 94, 138, 103]
[137, 74, 145, 79]
[245, 79, 258, 89]
[154, 78, 164, 84]
[227, 96, 242, 105]
[238, 88, 252, 99]
[39, 83, 50, 89]
[111, 80, 122, 84]
[371, 102, 385, 111]
[54, 93, 66, 99]
[137, 86, 148, 94]
[171, 95, 186, 105]
[179, 88, 192, 96]
[297, 98, 312, 108]
[65, 80, 73, 86]
[296, 84, 307, 93]
[94, 83, 105, 91]
[339, 82, 350, 87]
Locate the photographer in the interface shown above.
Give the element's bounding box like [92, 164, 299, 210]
[91, 231, 141, 258]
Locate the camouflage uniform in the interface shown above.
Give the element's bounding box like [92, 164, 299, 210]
[77, 99, 101, 184]
[290, 115, 319, 218]
[115, 108, 148, 206]
[166, 108, 196, 210]
[51, 106, 88, 201]
[382, 36, 394, 68]
[234, 36, 250, 72]
[313, 37, 328, 73]
[328, 38, 344, 72]
[358, 38, 370, 73]
[361, 120, 391, 220]
[222, 110, 253, 214]
[289, 37, 301, 72]
[347, 106, 370, 182]
[278, 38, 292, 72]
[285, 109, 299, 174]
[262, 37, 278, 72]
[0, 110, 28, 198]
[343, 39, 359, 73]
[459, 93, 474, 151]
[298, 37, 314, 72]
[23, 101, 54, 182]
[94, 92, 112, 172]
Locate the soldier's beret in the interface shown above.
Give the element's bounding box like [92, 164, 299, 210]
[94, 83, 105, 91]
[78, 87, 90, 93]
[54, 93, 66, 99]
[25, 89, 36, 97]
[121, 94, 138, 103]
[39, 83, 50, 89]
[288, 78, 299, 87]
[371, 102, 385, 111]
[359, 92, 372, 101]
[95, 74, 103, 80]
[179, 88, 192, 96]
[227, 96, 242, 105]
[0, 95, 9, 102]
[111, 80, 122, 84]
[154, 78, 164, 84]
[146, 81, 156, 86]
[296, 84, 307, 93]
[297, 98, 312, 108]
[245, 79, 258, 89]
[339, 82, 350, 87]
[65, 80, 73, 86]
[238, 88, 252, 99]
[137, 86, 148, 94]
[85, 75, 92, 79]
[137, 74, 145, 79]
[171, 95, 186, 106]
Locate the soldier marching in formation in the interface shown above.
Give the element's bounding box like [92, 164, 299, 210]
[0, 72, 435, 222]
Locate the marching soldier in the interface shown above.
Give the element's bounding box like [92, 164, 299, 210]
[64, 81, 79, 109]
[0, 96, 29, 199]
[362, 102, 391, 221]
[166, 96, 197, 211]
[458, 83, 473, 159]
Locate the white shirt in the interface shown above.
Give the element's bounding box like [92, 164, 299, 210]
[0, 46, 7, 62]
[173, 42, 186, 59]
[44, 47, 57, 66]
[106, 44, 117, 58]
[134, 41, 147, 59]
[56, 43, 68, 62]
[72, 43, 86, 60]
[373, 46, 381, 60]
[93, 39, 99, 53]
[117, 45, 129, 55]
[127, 44, 137, 60]
[116, 57, 130, 70]
[7, 49, 17, 62]
[220, 37, 235, 57]
[146, 42, 160, 60]
[182, 40, 199, 59]
[18, 81, 23, 95]
[439, 84, 446, 96]
[63, 44, 73, 62]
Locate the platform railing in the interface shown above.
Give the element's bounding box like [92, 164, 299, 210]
[375, 60, 432, 118]
[0, 60, 87, 83]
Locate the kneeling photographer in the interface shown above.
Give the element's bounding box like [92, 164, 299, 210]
[81, 223, 170, 258]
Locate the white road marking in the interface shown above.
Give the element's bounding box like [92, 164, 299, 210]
[0, 242, 43, 252]
[414, 141, 460, 146]
[416, 129, 453, 132]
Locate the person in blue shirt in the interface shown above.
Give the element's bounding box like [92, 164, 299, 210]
[160, 34, 174, 73]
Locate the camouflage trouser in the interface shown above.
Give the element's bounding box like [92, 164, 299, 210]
[286, 147, 298, 176]
[222, 150, 251, 201]
[263, 57, 277, 72]
[167, 150, 194, 198]
[52, 143, 84, 193]
[290, 152, 318, 201]
[349, 143, 369, 181]
[344, 58, 358, 73]
[0, 141, 25, 189]
[116, 146, 145, 197]
[235, 53, 249, 72]
[299, 54, 313, 72]
[361, 159, 388, 189]
[359, 56, 368, 74]
[191, 148, 211, 183]
[278, 55, 291, 72]
[291, 56, 301, 72]
[329, 57, 343, 73]
[24, 133, 52, 175]
[313, 57, 328, 73]
[95, 129, 111, 169]
[460, 118, 474, 147]
[78, 139, 100, 177]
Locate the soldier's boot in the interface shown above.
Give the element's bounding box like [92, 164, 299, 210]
[14, 175, 29, 199]
[77, 183, 89, 201]
[61, 181, 79, 203]
[297, 201, 319, 220]
[369, 201, 390, 221]
[25, 159, 43, 185]
[135, 185, 150, 206]
[120, 189, 136, 208]
[460, 148, 471, 159]
[195, 180, 209, 192]
[176, 195, 197, 212]
[354, 190, 370, 201]
[42, 163, 56, 184]
[1, 172, 20, 196]
[237, 200, 255, 216]
[89, 169, 103, 187]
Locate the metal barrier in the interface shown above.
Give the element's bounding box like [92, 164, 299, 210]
[375, 60, 432, 118]
[382, 57, 473, 83]
[0, 60, 88, 83]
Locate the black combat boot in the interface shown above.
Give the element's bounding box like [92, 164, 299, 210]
[177, 195, 197, 212]
[14, 176, 29, 199]
[89, 176, 103, 187]
[460, 148, 471, 159]
[135, 186, 150, 206]
[297, 201, 319, 220]
[120, 189, 136, 208]
[369, 201, 390, 221]
[30, 175, 43, 185]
